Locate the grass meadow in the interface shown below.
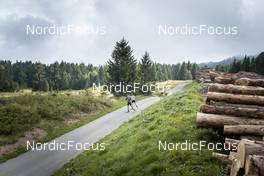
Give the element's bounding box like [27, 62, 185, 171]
[54, 82, 227, 176]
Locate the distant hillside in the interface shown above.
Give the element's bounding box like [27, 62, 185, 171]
[198, 55, 254, 68]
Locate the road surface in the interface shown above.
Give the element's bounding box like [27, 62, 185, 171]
[0, 83, 188, 176]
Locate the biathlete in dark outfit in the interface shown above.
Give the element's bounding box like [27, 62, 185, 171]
[131, 94, 138, 109]
[126, 94, 135, 112]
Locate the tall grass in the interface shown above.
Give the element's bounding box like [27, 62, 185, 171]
[55, 82, 227, 176]
[0, 94, 114, 135]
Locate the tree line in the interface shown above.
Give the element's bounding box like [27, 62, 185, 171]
[215, 52, 264, 74]
[0, 38, 199, 92]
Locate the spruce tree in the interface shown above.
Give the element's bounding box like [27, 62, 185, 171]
[178, 62, 188, 80]
[187, 61, 192, 71]
[191, 63, 198, 79]
[42, 79, 49, 91]
[186, 70, 193, 80]
[98, 66, 105, 84]
[256, 52, 264, 75]
[173, 63, 181, 80]
[151, 64, 157, 81]
[107, 38, 137, 93]
[250, 57, 256, 72]
[139, 51, 152, 84]
[230, 59, 237, 73]
[242, 55, 250, 72]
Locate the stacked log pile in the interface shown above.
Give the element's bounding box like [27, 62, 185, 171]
[196, 70, 264, 176]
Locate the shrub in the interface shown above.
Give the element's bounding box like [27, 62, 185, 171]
[0, 93, 115, 135]
[0, 103, 40, 135]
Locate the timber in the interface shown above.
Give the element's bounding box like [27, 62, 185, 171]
[237, 139, 264, 169]
[228, 152, 237, 161]
[225, 138, 239, 151]
[224, 125, 264, 136]
[235, 78, 264, 87]
[240, 136, 264, 141]
[200, 103, 264, 119]
[212, 152, 231, 164]
[230, 159, 242, 176]
[208, 83, 264, 96]
[196, 70, 264, 176]
[245, 155, 264, 176]
[214, 77, 233, 84]
[196, 113, 264, 128]
[207, 92, 264, 106]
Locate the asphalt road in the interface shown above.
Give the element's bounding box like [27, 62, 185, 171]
[0, 83, 188, 176]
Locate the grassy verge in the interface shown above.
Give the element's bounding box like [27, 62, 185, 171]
[54, 82, 227, 176]
[0, 100, 124, 163]
[0, 94, 148, 163]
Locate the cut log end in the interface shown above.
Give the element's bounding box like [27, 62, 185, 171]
[237, 139, 264, 169]
[245, 155, 264, 176]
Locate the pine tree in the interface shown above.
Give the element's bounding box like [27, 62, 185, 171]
[236, 61, 242, 72]
[241, 55, 250, 72]
[187, 61, 192, 71]
[178, 62, 189, 80]
[89, 70, 99, 86]
[172, 63, 181, 80]
[98, 66, 105, 84]
[42, 79, 49, 91]
[230, 59, 243, 73]
[229, 59, 237, 73]
[31, 63, 46, 91]
[250, 57, 256, 72]
[191, 63, 198, 79]
[186, 70, 193, 80]
[256, 52, 264, 75]
[139, 51, 152, 84]
[107, 38, 137, 94]
[151, 64, 157, 81]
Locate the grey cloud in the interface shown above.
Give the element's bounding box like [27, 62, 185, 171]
[0, 0, 263, 64]
[0, 14, 53, 47]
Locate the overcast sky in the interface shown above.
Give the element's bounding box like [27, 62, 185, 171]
[0, 0, 263, 65]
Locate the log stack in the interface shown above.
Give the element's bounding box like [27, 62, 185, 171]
[196, 70, 264, 176]
[196, 70, 264, 84]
